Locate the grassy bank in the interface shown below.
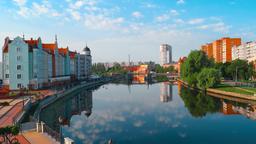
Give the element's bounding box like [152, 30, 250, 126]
[215, 84, 255, 96]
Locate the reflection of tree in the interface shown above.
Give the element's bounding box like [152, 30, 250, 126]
[180, 86, 221, 118]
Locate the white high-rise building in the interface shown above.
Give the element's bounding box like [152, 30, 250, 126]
[160, 44, 172, 65]
[232, 41, 256, 62]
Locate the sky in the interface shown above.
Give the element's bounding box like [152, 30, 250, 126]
[0, 0, 256, 63]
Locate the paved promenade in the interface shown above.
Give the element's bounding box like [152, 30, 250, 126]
[0, 99, 25, 127]
[23, 131, 59, 144]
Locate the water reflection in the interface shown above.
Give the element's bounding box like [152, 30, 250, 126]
[179, 85, 221, 117]
[160, 82, 172, 102]
[39, 82, 256, 143]
[40, 90, 93, 131]
[178, 83, 256, 120]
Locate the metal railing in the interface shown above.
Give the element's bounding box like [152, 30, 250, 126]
[43, 123, 61, 142]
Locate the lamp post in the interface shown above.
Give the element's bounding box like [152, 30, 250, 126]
[58, 116, 64, 144]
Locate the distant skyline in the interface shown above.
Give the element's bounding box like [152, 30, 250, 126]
[0, 0, 256, 63]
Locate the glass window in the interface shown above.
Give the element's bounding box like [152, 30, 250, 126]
[17, 65, 21, 70]
[17, 47, 21, 52]
[17, 83, 22, 88]
[17, 74, 22, 79]
[17, 56, 22, 61]
[5, 74, 9, 78]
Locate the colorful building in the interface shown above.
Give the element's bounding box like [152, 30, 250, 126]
[232, 41, 256, 62]
[2, 36, 92, 90]
[201, 37, 241, 63]
[201, 43, 213, 58]
[177, 57, 187, 77]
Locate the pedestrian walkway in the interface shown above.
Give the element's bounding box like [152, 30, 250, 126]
[0, 100, 24, 127]
[0, 98, 23, 116]
[23, 131, 59, 144]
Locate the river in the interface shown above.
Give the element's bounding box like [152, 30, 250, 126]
[40, 82, 256, 144]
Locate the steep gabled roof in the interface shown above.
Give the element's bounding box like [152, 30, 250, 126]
[42, 43, 57, 54]
[59, 47, 68, 56]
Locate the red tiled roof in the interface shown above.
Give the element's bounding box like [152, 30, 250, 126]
[3, 37, 9, 53]
[69, 51, 76, 59]
[25, 39, 39, 46]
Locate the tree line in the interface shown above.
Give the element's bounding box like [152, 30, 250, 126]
[181, 50, 255, 89]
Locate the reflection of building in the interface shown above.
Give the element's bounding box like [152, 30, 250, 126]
[160, 83, 172, 102]
[233, 105, 256, 120]
[124, 64, 150, 74]
[221, 101, 238, 115]
[132, 75, 146, 84]
[160, 44, 172, 66]
[40, 90, 93, 128]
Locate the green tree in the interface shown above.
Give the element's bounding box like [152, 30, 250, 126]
[197, 68, 220, 89]
[0, 125, 20, 144]
[181, 50, 214, 86]
[227, 59, 254, 81]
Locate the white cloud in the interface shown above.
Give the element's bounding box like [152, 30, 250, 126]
[32, 2, 49, 14]
[156, 14, 170, 22]
[84, 14, 124, 30]
[13, 0, 26, 6]
[132, 11, 143, 18]
[17, 6, 29, 17]
[197, 22, 231, 33]
[170, 9, 179, 16]
[142, 2, 157, 8]
[174, 18, 185, 24]
[177, 0, 185, 4]
[188, 18, 204, 25]
[68, 9, 81, 20]
[156, 9, 179, 22]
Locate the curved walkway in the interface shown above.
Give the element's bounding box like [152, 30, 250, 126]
[23, 131, 59, 144]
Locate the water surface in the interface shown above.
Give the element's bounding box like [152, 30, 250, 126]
[40, 82, 256, 144]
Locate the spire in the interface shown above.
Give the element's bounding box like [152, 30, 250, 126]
[55, 34, 58, 43]
[22, 33, 25, 40]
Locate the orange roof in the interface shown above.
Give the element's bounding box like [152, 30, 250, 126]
[25, 39, 39, 46]
[42, 43, 56, 54]
[3, 37, 9, 53]
[59, 47, 68, 56]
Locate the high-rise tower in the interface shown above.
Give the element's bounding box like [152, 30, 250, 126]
[160, 44, 172, 65]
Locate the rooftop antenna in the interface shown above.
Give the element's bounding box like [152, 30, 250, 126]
[128, 54, 131, 66]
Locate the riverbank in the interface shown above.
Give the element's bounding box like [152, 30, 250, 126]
[177, 79, 256, 101]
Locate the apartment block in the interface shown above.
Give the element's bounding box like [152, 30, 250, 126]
[232, 41, 256, 62]
[2, 36, 92, 90]
[201, 37, 241, 63]
[201, 43, 213, 58]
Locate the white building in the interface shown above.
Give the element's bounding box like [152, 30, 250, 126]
[232, 41, 256, 62]
[76, 45, 92, 80]
[160, 44, 172, 66]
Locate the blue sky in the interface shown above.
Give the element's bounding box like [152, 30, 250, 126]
[0, 0, 256, 63]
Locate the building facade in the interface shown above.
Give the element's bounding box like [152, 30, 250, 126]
[201, 43, 213, 58]
[201, 37, 241, 63]
[160, 44, 172, 66]
[2, 36, 92, 90]
[232, 41, 256, 62]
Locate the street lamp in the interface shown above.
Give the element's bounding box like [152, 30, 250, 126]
[58, 116, 64, 143]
